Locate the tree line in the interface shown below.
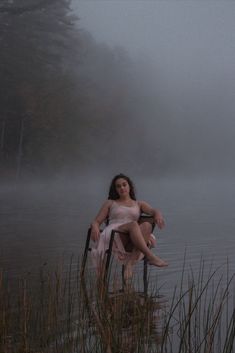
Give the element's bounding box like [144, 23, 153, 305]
[1, 0, 172, 180]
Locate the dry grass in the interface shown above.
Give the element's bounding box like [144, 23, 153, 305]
[0, 258, 234, 353]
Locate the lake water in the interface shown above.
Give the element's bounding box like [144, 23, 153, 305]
[1, 175, 235, 295]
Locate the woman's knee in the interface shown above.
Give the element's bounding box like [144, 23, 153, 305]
[129, 221, 139, 230]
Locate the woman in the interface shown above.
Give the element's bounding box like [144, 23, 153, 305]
[91, 173, 168, 278]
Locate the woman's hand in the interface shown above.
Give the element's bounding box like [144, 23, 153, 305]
[154, 211, 165, 229]
[91, 222, 100, 241]
[90, 200, 111, 241]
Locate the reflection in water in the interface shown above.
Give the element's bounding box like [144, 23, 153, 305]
[109, 293, 167, 352]
[80, 277, 168, 353]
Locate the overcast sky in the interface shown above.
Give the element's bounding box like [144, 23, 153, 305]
[73, 1, 235, 67]
[71, 1, 235, 176]
[73, 1, 235, 87]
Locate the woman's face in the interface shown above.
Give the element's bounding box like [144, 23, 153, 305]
[115, 178, 130, 198]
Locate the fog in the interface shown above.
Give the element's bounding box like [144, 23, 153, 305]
[1, 1, 234, 180]
[72, 0, 235, 177]
[1, 1, 235, 291]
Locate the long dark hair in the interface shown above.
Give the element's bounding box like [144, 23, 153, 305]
[108, 173, 136, 200]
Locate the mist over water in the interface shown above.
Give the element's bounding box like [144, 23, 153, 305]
[1, 175, 235, 296]
[1, 1, 235, 301]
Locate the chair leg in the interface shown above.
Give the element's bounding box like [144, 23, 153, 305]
[81, 228, 91, 277]
[104, 229, 115, 282]
[143, 256, 148, 295]
[121, 265, 126, 290]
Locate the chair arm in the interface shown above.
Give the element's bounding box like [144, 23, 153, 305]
[138, 214, 155, 231]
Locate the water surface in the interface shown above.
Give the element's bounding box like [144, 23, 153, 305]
[1, 176, 235, 294]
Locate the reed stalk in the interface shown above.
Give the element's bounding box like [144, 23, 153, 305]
[0, 257, 234, 353]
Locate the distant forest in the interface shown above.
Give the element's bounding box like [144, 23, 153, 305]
[1, 0, 172, 180]
[0, 0, 136, 178]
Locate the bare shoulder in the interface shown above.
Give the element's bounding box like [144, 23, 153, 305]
[137, 200, 153, 214]
[93, 199, 113, 224]
[137, 200, 150, 207]
[102, 199, 113, 208]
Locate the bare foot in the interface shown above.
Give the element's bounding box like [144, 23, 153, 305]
[148, 255, 168, 267]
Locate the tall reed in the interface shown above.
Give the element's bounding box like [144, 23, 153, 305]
[0, 257, 234, 353]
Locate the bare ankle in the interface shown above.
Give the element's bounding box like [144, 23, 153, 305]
[148, 254, 168, 267]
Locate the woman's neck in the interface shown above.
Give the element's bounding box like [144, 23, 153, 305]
[118, 195, 132, 202]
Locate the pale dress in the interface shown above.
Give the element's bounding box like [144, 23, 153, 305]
[91, 201, 145, 269]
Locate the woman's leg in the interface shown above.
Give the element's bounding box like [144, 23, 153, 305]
[118, 221, 167, 267]
[119, 222, 152, 248]
[120, 221, 164, 281]
[139, 222, 156, 247]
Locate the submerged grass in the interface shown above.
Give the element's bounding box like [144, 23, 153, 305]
[0, 257, 235, 353]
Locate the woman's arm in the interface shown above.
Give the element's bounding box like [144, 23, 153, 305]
[138, 200, 165, 229]
[91, 200, 112, 241]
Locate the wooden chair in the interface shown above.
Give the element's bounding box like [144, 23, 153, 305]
[80, 215, 155, 294]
